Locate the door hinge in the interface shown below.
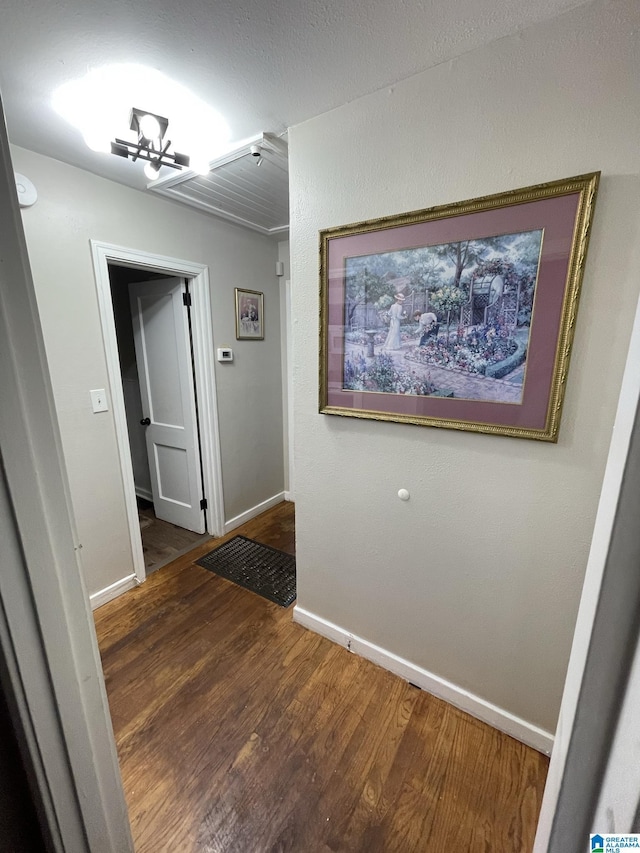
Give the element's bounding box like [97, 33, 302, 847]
[183, 291, 192, 307]
[200, 498, 208, 510]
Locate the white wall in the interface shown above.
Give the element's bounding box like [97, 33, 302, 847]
[11, 145, 284, 597]
[278, 239, 292, 495]
[289, 0, 640, 738]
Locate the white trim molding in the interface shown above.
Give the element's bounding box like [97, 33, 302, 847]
[90, 241, 226, 588]
[293, 606, 554, 755]
[90, 575, 138, 611]
[285, 279, 294, 501]
[0, 102, 133, 851]
[224, 492, 286, 534]
[534, 287, 640, 851]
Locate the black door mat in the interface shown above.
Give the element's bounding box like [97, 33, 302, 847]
[195, 536, 296, 607]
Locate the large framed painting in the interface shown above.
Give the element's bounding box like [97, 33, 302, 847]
[319, 173, 599, 441]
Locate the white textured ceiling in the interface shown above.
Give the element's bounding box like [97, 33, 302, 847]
[0, 0, 589, 201]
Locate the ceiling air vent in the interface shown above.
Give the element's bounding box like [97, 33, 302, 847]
[149, 133, 289, 237]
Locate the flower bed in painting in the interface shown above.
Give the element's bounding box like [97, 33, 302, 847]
[345, 330, 387, 346]
[404, 324, 518, 376]
[344, 353, 437, 395]
[345, 329, 415, 346]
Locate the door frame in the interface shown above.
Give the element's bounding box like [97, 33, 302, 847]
[280, 277, 294, 500]
[0, 101, 133, 850]
[533, 289, 640, 850]
[91, 241, 225, 584]
[285, 279, 294, 499]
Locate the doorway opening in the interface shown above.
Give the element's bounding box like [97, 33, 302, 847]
[108, 265, 212, 575]
[91, 241, 225, 594]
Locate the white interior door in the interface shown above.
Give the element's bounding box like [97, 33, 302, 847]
[129, 277, 205, 533]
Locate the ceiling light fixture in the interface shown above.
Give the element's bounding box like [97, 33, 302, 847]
[53, 65, 230, 177]
[110, 108, 191, 180]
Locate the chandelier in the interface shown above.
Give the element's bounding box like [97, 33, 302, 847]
[110, 108, 191, 181]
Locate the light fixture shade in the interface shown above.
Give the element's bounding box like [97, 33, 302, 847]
[130, 108, 168, 144]
[144, 160, 161, 181]
[174, 152, 191, 168]
[139, 113, 161, 142]
[110, 142, 129, 158]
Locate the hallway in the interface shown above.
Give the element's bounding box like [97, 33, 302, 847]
[137, 498, 211, 574]
[94, 501, 548, 852]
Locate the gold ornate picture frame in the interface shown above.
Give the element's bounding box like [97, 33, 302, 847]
[319, 173, 599, 442]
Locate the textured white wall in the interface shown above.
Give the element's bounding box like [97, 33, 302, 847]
[289, 0, 640, 733]
[12, 146, 284, 597]
[278, 239, 292, 494]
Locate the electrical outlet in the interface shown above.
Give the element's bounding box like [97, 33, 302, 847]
[90, 389, 108, 413]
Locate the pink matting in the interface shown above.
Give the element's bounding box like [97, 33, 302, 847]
[325, 193, 581, 431]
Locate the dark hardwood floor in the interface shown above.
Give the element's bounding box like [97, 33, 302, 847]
[137, 498, 212, 573]
[94, 501, 548, 852]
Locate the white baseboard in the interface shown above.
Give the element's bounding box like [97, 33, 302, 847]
[90, 574, 137, 611]
[293, 606, 554, 756]
[224, 492, 286, 534]
[284, 491, 295, 502]
[135, 486, 153, 502]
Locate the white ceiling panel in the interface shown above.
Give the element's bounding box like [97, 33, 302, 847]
[150, 134, 289, 236]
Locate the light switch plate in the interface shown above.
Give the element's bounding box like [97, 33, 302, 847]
[90, 389, 108, 413]
[217, 348, 233, 362]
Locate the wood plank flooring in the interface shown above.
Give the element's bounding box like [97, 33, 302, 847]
[94, 501, 548, 852]
[138, 499, 211, 573]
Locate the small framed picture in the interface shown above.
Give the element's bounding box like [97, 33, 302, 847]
[235, 288, 264, 340]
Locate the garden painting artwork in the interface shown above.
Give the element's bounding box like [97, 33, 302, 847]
[343, 229, 542, 405]
[320, 173, 600, 441]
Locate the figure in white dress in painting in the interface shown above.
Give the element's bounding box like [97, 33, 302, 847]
[240, 298, 259, 335]
[383, 292, 406, 351]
